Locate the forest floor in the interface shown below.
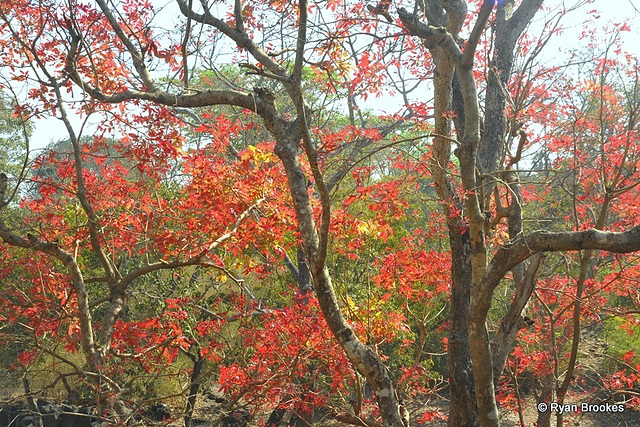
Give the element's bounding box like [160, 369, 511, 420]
[182, 390, 640, 426]
[2, 372, 639, 426]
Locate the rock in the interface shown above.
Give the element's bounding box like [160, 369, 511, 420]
[0, 402, 27, 426]
[145, 403, 171, 421]
[221, 409, 251, 427]
[0, 401, 94, 427]
[203, 391, 226, 404]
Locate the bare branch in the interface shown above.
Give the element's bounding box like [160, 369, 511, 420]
[94, 0, 156, 91]
[234, 0, 244, 33]
[462, 0, 495, 69]
[181, 0, 193, 87]
[481, 226, 640, 312]
[397, 8, 462, 61]
[118, 198, 263, 292]
[176, 0, 290, 91]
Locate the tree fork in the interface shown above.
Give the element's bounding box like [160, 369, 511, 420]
[273, 132, 408, 427]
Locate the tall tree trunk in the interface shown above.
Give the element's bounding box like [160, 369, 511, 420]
[535, 373, 553, 427]
[273, 127, 408, 426]
[447, 232, 477, 426]
[430, 52, 477, 426]
[184, 350, 205, 427]
[429, 29, 478, 427]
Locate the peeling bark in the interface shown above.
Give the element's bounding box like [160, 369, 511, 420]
[274, 131, 407, 427]
[491, 253, 543, 384]
[398, 2, 576, 426]
[469, 226, 640, 427]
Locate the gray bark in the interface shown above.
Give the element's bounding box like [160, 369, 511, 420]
[468, 226, 640, 426]
[273, 129, 408, 427]
[491, 253, 543, 383]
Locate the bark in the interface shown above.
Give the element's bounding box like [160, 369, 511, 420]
[478, 0, 545, 179]
[184, 350, 205, 427]
[491, 253, 543, 383]
[534, 374, 553, 427]
[0, 223, 100, 371]
[473, 0, 544, 398]
[468, 225, 640, 426]
[282, 246, 313, 294]
[490, 170, 530, 385]
[446, 230, 476, 427]
[23, 376, 44, 427]
[454, 3, 498, 423]
[431, 43, 477, 427]
[296, 246, 313, 295]
[273, 132, 408, 427]
[400, 2, 553, 425]
[399, 3, 483, 424]
[0, 172, 7, 208]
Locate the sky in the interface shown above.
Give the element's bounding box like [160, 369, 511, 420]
[23, 0, 640, 154]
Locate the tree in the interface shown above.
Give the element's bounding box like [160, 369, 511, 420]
[0, 90, 31, 209]
[0, 70, 287, 424]
[1, 1, 639, 426]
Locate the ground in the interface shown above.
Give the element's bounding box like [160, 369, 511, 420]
[2, 371, 639, 425]
[178, 391, 640, 426]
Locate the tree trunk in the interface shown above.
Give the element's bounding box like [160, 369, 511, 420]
[274, 130, 408, 426]
[447, 231, 477, 427]
[491, 254, 543, 383]
[535, 374, 553, 427]
[184, 350, 205, 427]
[23, 376, 44, 427]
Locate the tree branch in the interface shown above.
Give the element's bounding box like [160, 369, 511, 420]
[0, 221, 99, 371]
[398, 8, 462, 61]
[508, 0, 545, 36]
[94, 0, 156, 91]
[176, 0, 292, 94]
[479, 226, 640, 317]
[461, 0, 495, 68]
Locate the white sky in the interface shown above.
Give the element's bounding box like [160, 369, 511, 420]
[24, 0, 640, 154]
